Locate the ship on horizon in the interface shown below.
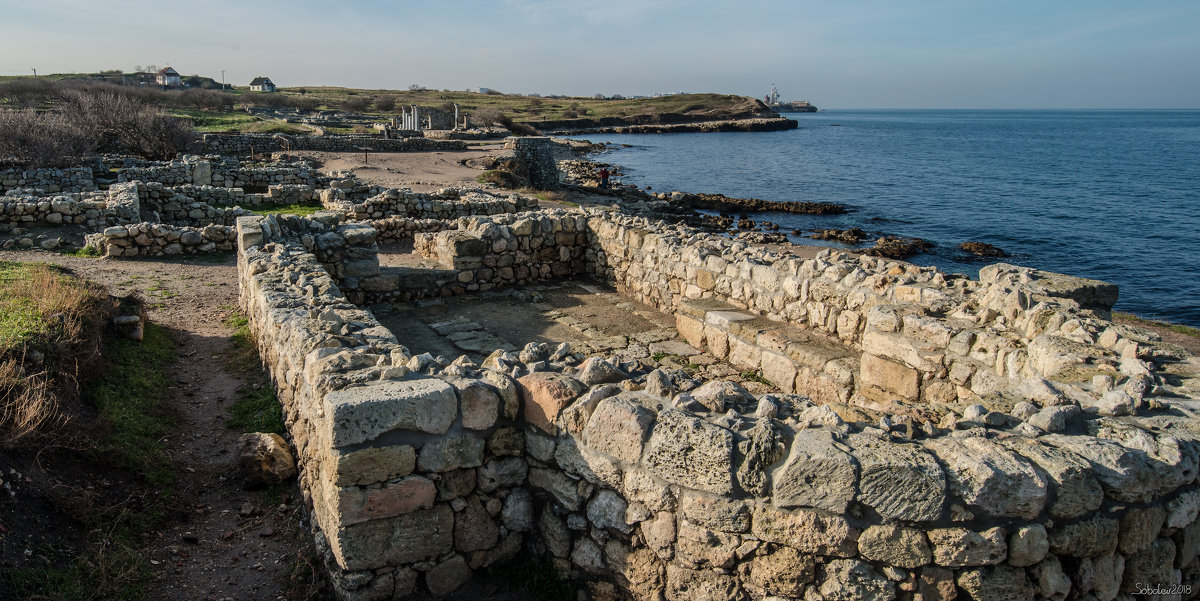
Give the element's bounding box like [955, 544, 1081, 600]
[765, 83, 818, 112]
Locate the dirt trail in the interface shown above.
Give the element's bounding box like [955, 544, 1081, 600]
[0, 250, 321, 601]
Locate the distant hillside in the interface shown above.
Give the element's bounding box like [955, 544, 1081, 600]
[0, 74, 785, 134]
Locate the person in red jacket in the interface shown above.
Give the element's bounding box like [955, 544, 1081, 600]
[598, 167, 610, 189]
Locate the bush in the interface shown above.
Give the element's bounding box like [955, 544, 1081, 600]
[375, 95, 396, 112]
[342, 96, 372, 112]
[0, 110, 92, 167]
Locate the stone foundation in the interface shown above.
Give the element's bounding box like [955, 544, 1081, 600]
[236, 209, 1200, 601]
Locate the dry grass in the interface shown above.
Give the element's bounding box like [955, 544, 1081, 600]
[0, 262, 113, 446]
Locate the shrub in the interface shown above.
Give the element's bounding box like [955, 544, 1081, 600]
[342, 96, 372, 112]
[0, 110, 92, 167]
[375, 95, 396, 112]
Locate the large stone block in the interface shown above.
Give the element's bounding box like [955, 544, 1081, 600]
[772, 429, 858, 513]
[998, 437, 1103, 519]
[926, 437, 1047, 519]
[330, 445, 417, 487]
[751, 505, 859, 557]
[1042, 434, 1158, 503]
[323, 378, 457, 447]
[676, 313, 706, 349]
[739, 546, 814, 598]
[955, 564, 1033, 601]
[643, 409, 735, 495]
[333, 475, 435, 526]
[582, 393, 656, 465]
[326, 504, 454, 571]
[846, 433, 946, 522]
[1049, 515, 1118, 558]
[859, 524, 932, 568]
[417, 435, 485, 473]
[927, 527, 1007, 567]
[818, 558, 896, 601]
[859, 352, 920, 402]
[665, 564, 744, 601]
[518, 373, 586, 434]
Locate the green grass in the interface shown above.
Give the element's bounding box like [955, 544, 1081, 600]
[251, 202, 325, 217]
[1115, 312, 1200, 339]
[740, 370, 774, 387]
[7, 321, 179, 600]
[168, 108, 260, 132]
[87, 322, 178, 485]
[62, 245, 101, 258]
[223, 313, 285, 435]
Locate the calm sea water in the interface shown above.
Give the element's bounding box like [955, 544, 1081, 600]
[576, 110, 1200, 326]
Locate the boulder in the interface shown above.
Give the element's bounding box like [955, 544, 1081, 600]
[237, 432, 296, 488]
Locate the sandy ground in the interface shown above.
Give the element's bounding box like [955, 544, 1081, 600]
[287, 141, 509, 192]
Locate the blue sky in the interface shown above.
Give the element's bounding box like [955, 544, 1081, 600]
[1, 0, 1197, 108]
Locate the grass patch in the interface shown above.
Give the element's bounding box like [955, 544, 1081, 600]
[485, 556, 576, 601]
[223, 313, 285, 435]
[86, 321, 178, 485]
[251, 202, 325, 217]
[740, 370, 774, 387]
[8, 318, 177, 600]
[0, 261, 112, 445]
[1115, 312, 1200, 339]
[62, 245, 101, 258]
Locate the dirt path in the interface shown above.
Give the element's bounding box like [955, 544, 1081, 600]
[288, 142, 508, 192]
[0, 250, 321, 601]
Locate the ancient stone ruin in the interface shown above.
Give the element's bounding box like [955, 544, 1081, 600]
[235, 187, 1200, 599]
[7, 136, 1198, 600]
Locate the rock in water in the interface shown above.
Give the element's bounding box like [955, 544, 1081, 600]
[238, 432, 297, 488]
[960, 241, 1009, 258]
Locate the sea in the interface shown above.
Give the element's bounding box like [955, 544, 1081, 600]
[575, 110, 1200, 327]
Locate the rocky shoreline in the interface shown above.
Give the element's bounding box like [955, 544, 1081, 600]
[548, 116, 798, 135]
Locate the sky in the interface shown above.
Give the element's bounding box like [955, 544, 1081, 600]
[1, 0, 1198, 109]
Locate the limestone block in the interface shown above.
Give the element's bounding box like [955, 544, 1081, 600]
[676, 519, 738, 569]
[678, 492, 751, 533]
[518, 372, 587, 434]
[237, 432, 296, 488]
[1119, 506, 1167, 555]
[1049, 515, 1118, 558]
[665, 564, 744, 601]
[859, 524, 932, 568]
[1121, 537, 1178, 594]
[772, 429, 858, 513]
[582, 393, 656, 464]
[1007, 524, 1049, 567]
[846, 433, 946, 522]
[761, 350, 798, 393]
[927, 527, 1007, 567]
[1032, 555, 1071, 601]
[676, 314, 706, 349]
[995, 438, 1098, 520]
[926, 437, 1047, 519]
[750, 505, 859, 557]
[333, 475, 435, 526]
[643, 409, 735, 495]
[323, 378, 457, 447]
[956, 564, 1034, 601]
[704, 325, 729, 359]
[426, 554, 471, 597]
[818, 558, 896, 601]
[528, 467, 583, 511]
[330, 445, 416, 487]
[859, 352, 920, 401]
[1042, 434, 1157, 503]
[455, 379, 501, 431]
[326, 504, 454, 571]
[454, 496, 499, 553]
[416, 435, 485, 473]
[916, 566, 958, 601]
[739, 545, 814, 598]
[1072, 553, 1124, 601]
[501, 488, 534, 532]
[727, 335, 762, 371]
[477, 456, 528, 493]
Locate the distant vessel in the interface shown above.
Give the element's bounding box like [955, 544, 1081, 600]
[764, 83, 818, 113]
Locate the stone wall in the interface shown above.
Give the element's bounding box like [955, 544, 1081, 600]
[201, 133, 467, 156]
[326, 187, 537, 222]
[117, 156, 316, 190]
[86, 222, 236, 257]
[0, 166, 96, 194]
[0, 182, 140, 229]
[506, 137, 563, 189]
[237, 210, 1200, 601]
